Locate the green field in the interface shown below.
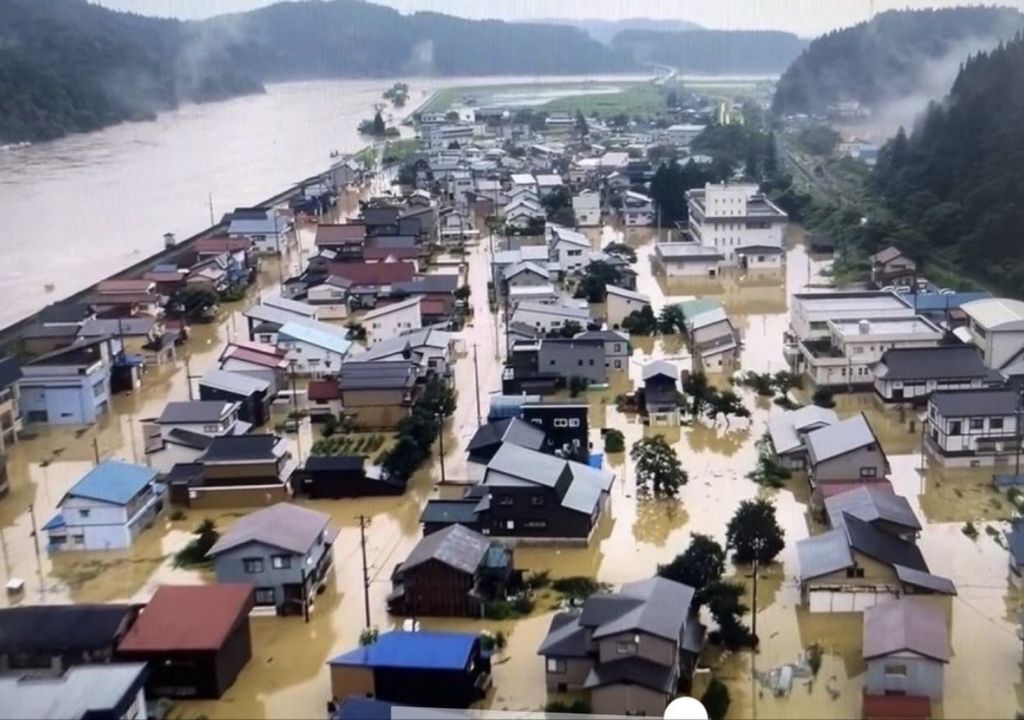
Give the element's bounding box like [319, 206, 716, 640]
[539, 83, 667, 116]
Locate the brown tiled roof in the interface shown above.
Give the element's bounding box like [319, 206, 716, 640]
[308, 379, 342, 401]
[364, 246, 418, 261]
[316, 223, 366, 247]
[420, 296, 453, 317]
[327, 261, 415, 286]
[862, 693, 931, 720]
[97, 279, 154, 294]
[195, 235, 253, 253]
[118, 584, 253, 653]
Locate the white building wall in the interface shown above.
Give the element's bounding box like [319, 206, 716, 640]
[365, 303, 422, 345]
[607, 295, 649, 329]
[662, 257, 720, 277]
[53, 496, 131, 551]
[573, 194, 601, 227]
[278, 340, 347, 376]
[511, 307, 589, 333]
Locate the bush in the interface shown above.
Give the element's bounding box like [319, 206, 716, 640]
[962, 521, 979, 539]
[359, 627, 379, 646]
[169, 509, 186, 521]
[568, 376, 589, 397]
[526, 570, 551, 589]
[806, 642, 824, 676]
[701, 678, 731, 720]
[812, 387, 836, 408]
[604, 429, 625, 453]
[512, 595, 535, 615]
[544, 700, 591, 714]
[173, 519, 219, 568]
[552, 576, 606, 600]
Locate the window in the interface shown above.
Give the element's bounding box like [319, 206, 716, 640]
[970, 418, 984, 431]
[588, 359, 595, 366]
[546, 658, 566, 673]
[845, 566, 865, 578]
[271, 555, 292, 569]
[549, 359, 556, 366]
[553, 418, 569, 428]
[497, 495, 515, 506]
[859, 467, 877, 478]
[79, 508, 91, 518]
[992, 418, 1005, 430]
[949, 421, 962, 436]
[884, 664, 907, 678]
[308, 358, 320, 367]
[616, 641, 638, 655]
[577, 359, 583, 367]
[254, 587, 276, 605]
[568, 418, 580, 427]
[529, 495, 546, 506]
[524, 520, 548, 529]
[92, 381, 106, 398]
[243, 557, 264, 573]
[203, 423, 222, 433]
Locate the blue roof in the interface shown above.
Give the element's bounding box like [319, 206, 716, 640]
[911, 292, 991, 312]
[63, 461, 158, 506]
[588, 453, 603, 469]
[329, 631, 478, 671]
[278, 322, 352, 356]
[42, 513, 66, 531]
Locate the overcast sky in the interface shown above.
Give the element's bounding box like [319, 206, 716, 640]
[93, 0, 1024, 36]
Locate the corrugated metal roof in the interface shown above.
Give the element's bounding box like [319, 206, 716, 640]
[863, 598, 950, 662]
[199, 368, 270, 396]
[62, 460, 157, 506]
[118, 585, 254, 652]
[329, 631, 478, 671]
[399, 524, 493, 575]
[796, 529, 854, 579]
[279, 321, 352, 355]
[0, 662, 147, 719]
[208, 503, 331, 556]
[805, 414, 879, 465]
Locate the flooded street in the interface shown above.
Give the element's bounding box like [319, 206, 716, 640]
[0, 214, 1021, 719]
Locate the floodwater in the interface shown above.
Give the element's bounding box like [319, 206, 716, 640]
[0, 206, 1021, 716]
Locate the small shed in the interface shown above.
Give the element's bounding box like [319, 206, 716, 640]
[298, 455, 405, 499]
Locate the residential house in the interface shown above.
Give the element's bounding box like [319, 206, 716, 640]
[573, 190, 601, 227]
[467, 417, 546, 465]
[654, 242, 723, 277]
[735, 244, 785, 270]
[298, 455, 406, 498]
[767, 405, 840, 470]
[316, 223, 367, 258]
[510, 300, 590, 335]
[502, 261, 550, 290]
[198, 369, 273, 427]
[117, 584, 254, 699]
[535, 174, 564, 198]
[307, 379, 343, 422]
[219, 341, 290, 395]
[0, 662, 149, 720]
[327, 261, 416, 308]
[508, 285, 560, 305]
[277, 321, 352, 377]
[19, 338, 112, 426]
[959, 297, 1024, 375]
[306, 276, 353, 320]
[144, 399, 250, 471]
[207, 503, 337, 616]
[537, 577, 705, 716]
[503, 337, 606, 394]
[491, 246, 549, 287]
[350, 326, 455, 378]
[504, 197, 546, 230]
[805, 413, 890, 504]
[439, 208, 476, 243]
[43, 460, 166, 553]
[338, 361, 420, 430]
[0, 603, 139, 672]
[642, 360, 680, 424]
[521, 401, 590, 459]
[387, 524, 514, 617]
[873, 345, 1000, 404]
[363, 297, 423, 345]
[227, 207, 292, 255]
[682, 302, 739, 372]
[575, 330, 630, 372]
[824, 485, 921, 542]
[605, 285, 651, 331]
[863, 598, 949, 700]
[686, 182, 787, 265]
[0, 357, 21, 453]
[21, 303, 94, 355]
[925, 388, 1020, 467]
[871, 247, 917, 288]
[328, 631, 491, 709]
[621, 191, 655, 227]
[194, 235, 255, 265]
[263, 295, 318, 319]
[168, 434, 295, 509]
[548, 226, 591, 276]
[665, 123, 706, 146]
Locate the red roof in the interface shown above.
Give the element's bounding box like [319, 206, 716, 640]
[308, 379, 342, 401]
[143, 271, 185, 284]
[316, 223, 366, 247]
[327, 261, 415, 286]
[420, 296, 453, 317]
[118, 584, 254, 653]
[195, 235, 253, 254]
[222, 343, 289, 370]
[364, 246, 418, 261]
[863, 693, 931, 720]
[97, 279, 155, 294]
[820, 479, 894, 498]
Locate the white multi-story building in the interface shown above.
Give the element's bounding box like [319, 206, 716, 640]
[960, 297, 1024, 374]
[361, 296, 422, 345]
[573, 190, 601, 227]
[548, 226, 590, 275]
[686, 182, 787, 265]
[788, 291, 915, 342]
[621, 191, 655, 227]
[926, 388, 1021, 467]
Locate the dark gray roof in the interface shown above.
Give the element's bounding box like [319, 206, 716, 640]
[642, 360, 678, 382]
[583, 657, 676, 693]
[863, 598, 949, 662]
[399, 524, 492, 575]
[894, 565, 957, 595]
[22, 322, 81, 340]
[875, 345, 992, 382]
[38, 302, 93, 325]
[844, 514, 928, 572]
[575, 330, 628, 343]
[208, 502, 331, 556]
[580, 577, 695, 643]
[825, 486, 921, 533]
[393, 275, 459, 295]
[796, 529, 854, 579]
[0, 663, 148, 720]
[158, 400, 233, 424]
[419, 500, 479, 525]
[930, 388, 1019, 418]
[0, 356, 22, 391]
[466, 418, 545, 454]
[199, 368, 270, 396]
[805, 413, 879, 465]
[537, 613, 590, 657]
[305, 455, 365, 472]
[0, 604, 137, 654]
[200, 434, 279, 462]
[339, 361, 418, 391]
[166, 428, 214, 450]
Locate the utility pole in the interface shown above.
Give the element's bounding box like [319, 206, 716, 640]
[28, 503, 42, 597]
[748, 537, 765, 651]
[208, 193, 215, 227]
[184, 355, 194, 400]
[437, 413, 448, 484]
[290, 360, 303, 462]
[1016, 387, 1024, 479]
[358, 514, 371, 628]
[92, 437, 101, 465]
[473, 344, 482, 428]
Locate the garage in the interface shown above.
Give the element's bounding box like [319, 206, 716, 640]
[808, 587, 898, 613]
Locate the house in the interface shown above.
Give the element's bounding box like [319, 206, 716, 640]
[575, 330, 630, 371]
[537, 577, 705, 717]
[0, 603, 139, 672]
[824, 484, 921, 542]
[502, 261, 550, 290]
[316, 223, 367, 255]
[363, 297, 423, 345]
[467, 417, 546, 465]
[387, 525, 514, 617]
[521, 401, 590, 459]
[350, 326, 455, 378]
[226, 207, 292, 255]
[19, 337, 112, 426]
[194, 234, 255, 264]
[548, 226, 591, 275]
[0, 357, 22, 453]
[535, 174, 564, 198]
[538, 337, 607, 385]
[873, 345, 1000, 404]
[307, 379, 343, 422]
[767, 405, 840, 470]
[277, 321, 352, 376]
[665, 123, 706, 145]
[298, 455, 406, 498]
[863, 598, 949, 700]
[0, 662, 148, 720]
[573, 190, 601, 227]
[735, 244, 785, 270]
[621, 191, 655, 226]
[43, 460, 166, 552]
[306, 276, 353, 320]
[219, 342, 290, 395]
[328, 631, 491, 709]
[924, 388, 1020, 467]
[510, 300, 590, 335]
[338, 361, 420, 430]
[959, 297, 1024, 374]
[244, 303, 348, 345]
[796, 317, 944, 388]
[117, 584, 254, 699]
[805, 414, 889, 502]
[207, 503, 337, 617]
[491, 246, 549, 286]
[21, 303, 94, 355]
[654, 242, 723, 277]
[144, 400, 250, 472]
[789, 292, 915, 342]
[504, 197, 546, 230]
[682, 302, 739, 373]
[198, 369, 272, 427]
[871, 246, 917, 288]
[327, 261, 416, 307]
[264, 295, 318, 319]
[168, 434, 295, 509]
[605, 285, 651, 331]
[642, 360, 680, 424]
[686, 182, 787, 265]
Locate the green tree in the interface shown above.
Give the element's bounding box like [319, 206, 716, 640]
[621, 304, 657, 334]
[575, 109, 589, 136]
[169, 287, 218, 322]
[702, 678, 731, 720]
[604, 429, 625, 453]
[372, 110, 386, 136]
[657, 533, 726, 594]
[726, 498, 785, 564]
[630, 436, 688, 498]
[548, 320, 583, 339]
[649, 162, 688, 228]
[702, 581, 754, 649]
[173, 519, 220, 568]
[682, 372, 712, 417]
[602, 242, 637, 264]
[576, 261, 626, 302]
[658, 304, 687, 334]
[812, 387, 836, 408]
[707, 389, 751, 425]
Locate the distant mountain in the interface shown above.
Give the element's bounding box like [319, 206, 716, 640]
[611, 29, 805, 74]
[772, 7, 1024, 118]
[534, 18, 703, 45]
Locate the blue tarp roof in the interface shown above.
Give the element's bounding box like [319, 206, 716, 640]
[329, 631, 477, 671]
[42, 513, 65, 531]
[911, 292, 990, 312]
[332, 697, 393, 720]
[63, 460, 158, 506]
[588, 453, 603, 469]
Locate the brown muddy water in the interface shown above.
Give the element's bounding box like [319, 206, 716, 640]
[0, 217, 1021, 719]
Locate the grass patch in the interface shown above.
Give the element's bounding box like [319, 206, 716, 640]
[552, 576, 610, 601]
[541, 83, 665, 117]
[382, 138, 422, 164]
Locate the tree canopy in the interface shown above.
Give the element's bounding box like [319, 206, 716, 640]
[726, 498, 786, 564]
[657, 533, 726, 594]
[630, 436, 688, 498]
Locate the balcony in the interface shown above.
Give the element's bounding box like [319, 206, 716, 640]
[801, 339, 845, 359]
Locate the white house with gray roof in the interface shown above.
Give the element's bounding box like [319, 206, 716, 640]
[925, 387, 1021, 467]
[960, 297, 1024, 374]
[863, 598, 950, 700]
[362, 296, 422, 346]
[276, 321, 352, 376]
[805, 413, 889, 501]
[767, 405, 840, 470]
[511, 300, 590, 334]
[605, 285, 650, 330]
[548, 226, 591, 275]
[873, 345, 1000, 404]
[654, 242, 723, 277]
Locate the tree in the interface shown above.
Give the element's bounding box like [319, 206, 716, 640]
[346, 322, 367, 341]
[372, 110, 386, 136]
[621, 305, 657, 334]
[682, 372, 712, 417]
[658, 304, 686, 334]
[702, 581, 754, 649]
[657, 533, 726, 594]
[812, 387, 836, 408]
[747, 452, 791, 488]
[575, 109, 589, 136]
[169, 286, 218, 322]
[609, 112, 630, 128]
[702, 678, 731, 720]
[649, 162, 688, 228]
[604, 429, 625, 453]
[706, 389, 750, 425]
[630, 436, 688, 498]
[173, 519, 220, 567]
[454, 285, 471, 301]
[541, 185, 575, 225]
[602, 242, 637, 264]
[575, 261, 626, 303]
[548, 320, 583, 339]
[726, 498, 785, 564]
[444, 110, 459, 122]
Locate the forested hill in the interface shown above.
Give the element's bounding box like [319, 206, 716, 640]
[612, 30, 806, 74]
[0, 0, 629, 144]
[535, 18, 703, 45]
[869, 33, 1024, 292]
[771, 7, 1024, 117]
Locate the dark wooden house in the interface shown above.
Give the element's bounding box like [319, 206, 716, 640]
[521, 401, 590, 459]
[198, 369, 273, 427]
[0, 604, 139, 672]
[298, 455, 405, 499]
[117, 584, 254, 699]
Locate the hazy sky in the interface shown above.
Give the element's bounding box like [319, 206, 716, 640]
[93, 0, 1024, 36]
